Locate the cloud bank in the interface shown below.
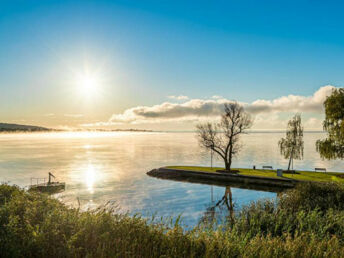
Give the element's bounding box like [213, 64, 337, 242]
[79, 85, 337, 129]
[107, 86, 335, 125]
[246, 86, 335, 114]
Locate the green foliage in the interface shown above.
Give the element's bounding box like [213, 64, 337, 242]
[279, 182, 344, 211]
[232, 183, 344, 241]
[317, 88, 344, 159]
[278, 114, 304, 169]
[2, 183, 344, 257]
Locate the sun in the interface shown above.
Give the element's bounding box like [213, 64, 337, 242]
[76, 73, 99, 98]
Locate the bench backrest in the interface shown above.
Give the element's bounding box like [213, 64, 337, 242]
[315, 168, 326, 172]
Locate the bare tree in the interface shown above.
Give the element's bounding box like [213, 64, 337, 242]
[196, 103, 253, 172]
[200, 186, 235, 226]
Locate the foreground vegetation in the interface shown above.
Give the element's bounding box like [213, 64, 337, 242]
[2, 183, 344, 257]
[167, 166, 344, 183]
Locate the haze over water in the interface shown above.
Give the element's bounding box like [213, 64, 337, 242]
[0, 131, 341, 226]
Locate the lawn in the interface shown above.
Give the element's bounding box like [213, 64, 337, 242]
[166, 166, 344, 183]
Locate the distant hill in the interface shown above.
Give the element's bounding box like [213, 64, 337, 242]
[0, 123, 51, 132]
[0, 123, 154, 133]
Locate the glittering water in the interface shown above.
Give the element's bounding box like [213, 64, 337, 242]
[0, 131, 342, 226]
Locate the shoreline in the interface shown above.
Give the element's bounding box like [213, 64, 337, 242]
[147, 167, 297, 191]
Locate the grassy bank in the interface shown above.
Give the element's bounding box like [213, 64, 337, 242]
[167, 166, 344, 183]
[2, 183, 344, 257]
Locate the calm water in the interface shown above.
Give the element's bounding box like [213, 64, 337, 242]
[0, 132, 342, 227]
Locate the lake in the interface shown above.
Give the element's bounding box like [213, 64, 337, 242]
[0, 131, 342, 227]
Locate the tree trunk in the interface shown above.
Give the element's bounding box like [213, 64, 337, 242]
[224, 187, 234, 225]
[225, 160, 231, 171]
[287, 146, 294, 171]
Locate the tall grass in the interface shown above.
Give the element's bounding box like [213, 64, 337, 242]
[1, 182, 344, 257]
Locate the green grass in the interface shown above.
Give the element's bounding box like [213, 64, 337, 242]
[2, 183, 344, 257]
[166, 166, 344, 183]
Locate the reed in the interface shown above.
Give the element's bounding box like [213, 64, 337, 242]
[1, 182, 344, 257]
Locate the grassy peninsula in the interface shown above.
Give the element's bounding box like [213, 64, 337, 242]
[2, 183, 344, 257]
[167, 166, 344, 183]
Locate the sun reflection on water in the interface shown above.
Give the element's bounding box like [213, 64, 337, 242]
[83, 144, 91, 149]
[85, 164, 97, 194]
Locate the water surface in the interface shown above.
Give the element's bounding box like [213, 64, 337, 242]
[0, 132, 341, 226]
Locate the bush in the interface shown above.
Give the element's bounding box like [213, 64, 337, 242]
[279, 182, 344, 211]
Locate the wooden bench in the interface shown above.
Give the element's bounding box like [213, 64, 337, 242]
[262, 166, 273, 170]
[315, 168, 326, 173]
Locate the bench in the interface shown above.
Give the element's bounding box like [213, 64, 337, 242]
[262, 166, 273, 170]
[315, 168, 326, 173]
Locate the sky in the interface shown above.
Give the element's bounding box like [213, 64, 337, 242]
[1, 0, 344, 130]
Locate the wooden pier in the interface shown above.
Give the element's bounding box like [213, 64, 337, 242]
[29, 172, 65, 193]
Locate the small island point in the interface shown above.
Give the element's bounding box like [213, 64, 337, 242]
[148, 166, 344, 191]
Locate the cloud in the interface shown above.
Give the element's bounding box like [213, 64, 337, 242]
[168, 95, 189, 100]
[109, 98, 230, 124]
[107, 86, 336, 125]
[79, 85, 336, 129]
[253, 113, 282, 129]
[212, 95, 223, 99]
[81, 121, 121, 127]
[247, 85, 335, 114]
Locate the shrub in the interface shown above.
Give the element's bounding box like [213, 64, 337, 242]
[279, 182, 344, 212]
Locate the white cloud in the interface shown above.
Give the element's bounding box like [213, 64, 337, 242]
[253, 113, 282, 129]
[83, 85, 337, 129]
[81, 121, 121, 127]
[212, 95, 223, 99]
[109, 86, 335, 124]
[247, 85, 335, 114]
[168, 95, 189, 100]
[109, 98, 230, 123]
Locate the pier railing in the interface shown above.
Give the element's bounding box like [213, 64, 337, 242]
[30, 177, 47, 186]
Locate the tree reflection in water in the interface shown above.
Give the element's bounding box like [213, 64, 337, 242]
[200, 186, 235, 226]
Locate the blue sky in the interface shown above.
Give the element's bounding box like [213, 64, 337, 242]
[1, 0, 343, 129]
